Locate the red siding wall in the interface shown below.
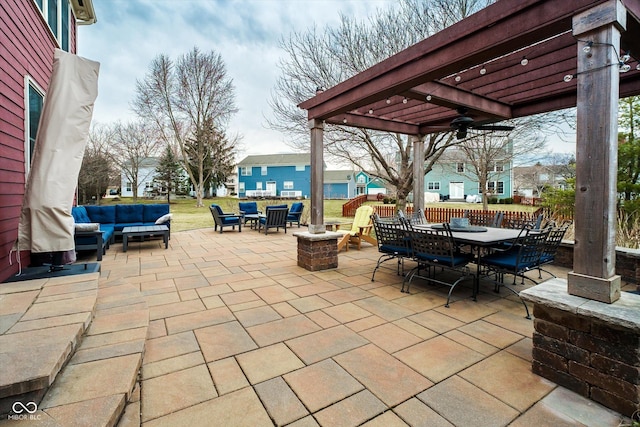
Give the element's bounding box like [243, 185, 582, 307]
[0, 0, 77, 282]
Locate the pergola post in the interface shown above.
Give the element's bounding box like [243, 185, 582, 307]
[567, 0, 625, 303]
[309, 119, 325, 234]
[412, 135, 425, 213]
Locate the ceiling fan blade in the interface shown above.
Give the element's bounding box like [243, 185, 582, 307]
[472, 125, 514, 131]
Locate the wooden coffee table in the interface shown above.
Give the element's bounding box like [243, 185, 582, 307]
[122, 225, 169, 252]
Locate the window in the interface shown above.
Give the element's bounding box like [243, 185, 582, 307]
[145, 182, 154, 190]
[357, 175, 366, 183]
[456, 162, 465, 173]
[25, 80, 44, 174]
[240, 166, 251, 176]
[295, 165, 305, 171]
[256, 182, 262, 190]
[239, 182, 245, 192]
[284, 181, 294, 190]
[126, 182, 132, 192]
[34, 0, 71, 51]
[494, 162, 504, 172]
[261, 166, 267, 176]
[483, 181, 505, 195]
[427, 181, 440, 191]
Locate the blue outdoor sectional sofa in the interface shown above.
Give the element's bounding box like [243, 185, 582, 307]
[72, 204, 171, 260]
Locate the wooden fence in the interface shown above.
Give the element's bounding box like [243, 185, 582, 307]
[341, 194, 368, 217]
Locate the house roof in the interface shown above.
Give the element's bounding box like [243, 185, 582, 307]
[324, 170, 353, 182]
[298, 0, 640, 136]
[238, 153, 310, 167]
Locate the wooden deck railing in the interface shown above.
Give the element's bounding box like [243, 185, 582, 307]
[342, 195, 368, 217]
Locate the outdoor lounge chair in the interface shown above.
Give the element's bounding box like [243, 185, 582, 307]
[401, 223, 475, 307]
[258, 206, 289, 234]
[287, 202, 304, 227]
[239, 201, 262, 228]
[336, 205, 376, 252]
[210, 204, 242, 233]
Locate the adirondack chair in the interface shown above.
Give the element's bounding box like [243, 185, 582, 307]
[336, 205, 376, 252]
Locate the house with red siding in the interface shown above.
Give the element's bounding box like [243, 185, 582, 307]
[0, 0, 96, 282]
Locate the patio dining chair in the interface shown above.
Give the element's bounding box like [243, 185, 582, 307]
[258, 206, 289, 234]
[401, 223, 475, 307]
[336, 205, 376, 252]
[210, 204, 242, 233]
[536, 220, 572, 279]
[464, 210, 504, 228]
[370, 213, 411, 281]
[479, 227, 551, 318]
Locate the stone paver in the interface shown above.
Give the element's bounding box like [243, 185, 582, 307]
[236, 343, 305, 384]
[314, 390, 387, 427]
[417, 376, 519, 427]
[8, 228, 630, 427]
[254, 377, 309, 426]
[334, 344, 432, 407]
[195, 321, 258, 362]
[284, 359, 364, 412]
[395, 335, 485, 382]
[141, 364, 217, 422]
[286, 325, 369, 364]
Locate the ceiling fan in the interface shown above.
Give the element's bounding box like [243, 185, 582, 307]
[450, 107, 514, 139]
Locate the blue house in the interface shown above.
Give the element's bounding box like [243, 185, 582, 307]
[354, 171, 388, 196]
[424, 149, 512, 201]
[323, 170, 356, 199]
[237, 154, 314, 198]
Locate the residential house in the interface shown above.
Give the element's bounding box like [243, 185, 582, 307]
[424, 148, 513, 201]
[121, 157, 160, 198]
[237, 154, 315, 198]
[354, 171, 387, 196]
[0, 0, 96, 282]
[513, 164, 570, 197]
[323, 170, 356, 199]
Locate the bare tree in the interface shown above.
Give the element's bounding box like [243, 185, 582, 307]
[451, 110, 570, 209]
[132, 47, 238, 207]
[268, 0, 492, 213]
[109, 121, 163, 203]
[78, 123, 116, 205]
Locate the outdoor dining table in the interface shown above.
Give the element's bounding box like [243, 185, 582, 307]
[411, 224, 524, 297]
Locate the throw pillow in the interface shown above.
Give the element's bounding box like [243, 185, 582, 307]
[155, 213, 173, 224]
[75, 223, 100, 231]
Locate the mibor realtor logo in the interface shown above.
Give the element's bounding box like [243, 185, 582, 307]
[7, 401, 41, 421]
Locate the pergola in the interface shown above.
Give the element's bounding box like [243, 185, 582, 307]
[299, 0, 640, 304]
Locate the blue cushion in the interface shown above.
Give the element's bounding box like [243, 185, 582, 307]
[116, 204, 144, 224]
[289, 202, 304, 214]
[210, 204, 224, 215]
[415, 252, 472, 267]
[85, 205, 116, 224]
[72, 206, 91, 223]
[144, 204, 170, 223]
[113, 222, 144, 232]
[380, 244, 409, 255]
[239, 202, 259, 215]
[221, 216, 240, 225]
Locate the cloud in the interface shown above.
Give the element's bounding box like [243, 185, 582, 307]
[78, 0, 394, 157]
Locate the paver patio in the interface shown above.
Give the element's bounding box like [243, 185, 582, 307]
[3, 226, 635, 426]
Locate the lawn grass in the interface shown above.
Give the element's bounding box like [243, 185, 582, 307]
[98, 197, 537, 233]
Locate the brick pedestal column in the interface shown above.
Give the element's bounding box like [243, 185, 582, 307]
[294, 231, 340, 271]
[521, 279, 640, 417]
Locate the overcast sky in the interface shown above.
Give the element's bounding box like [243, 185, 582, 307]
[78, 0, 576, 162]
[78, 0, 394, 160]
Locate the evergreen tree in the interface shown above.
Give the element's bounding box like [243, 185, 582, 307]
[155, 144, 183, 204]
